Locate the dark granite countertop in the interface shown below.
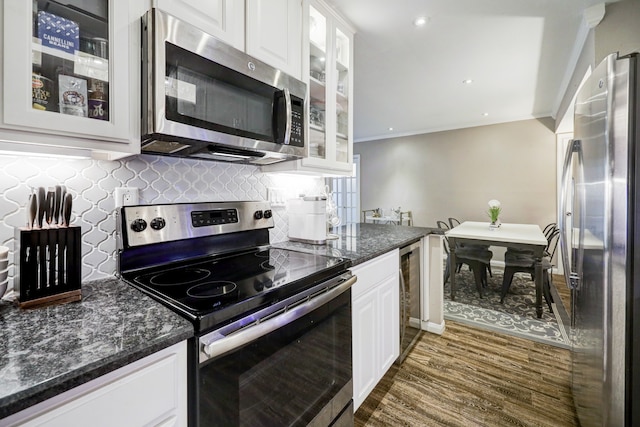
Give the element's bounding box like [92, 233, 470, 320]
[0, 277, 194, 420]
[273, 223, 441, 266]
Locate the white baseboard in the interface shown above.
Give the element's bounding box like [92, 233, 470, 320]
[422, 320, 445, 335]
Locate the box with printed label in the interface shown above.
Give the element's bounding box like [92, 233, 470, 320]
[37, 11, 79, 54]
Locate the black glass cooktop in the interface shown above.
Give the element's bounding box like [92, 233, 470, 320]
[124, 248, 349, 332]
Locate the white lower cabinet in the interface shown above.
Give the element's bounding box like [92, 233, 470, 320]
[4, 341, 188, 427]
[350, 250, 399, 411]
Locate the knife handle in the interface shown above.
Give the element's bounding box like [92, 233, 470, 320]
[54, 185, 62, 225]
[36, 187, 46, 228]
[62, 192, 72, 227]
[27, 193, 37, 229]
[45, 190, 55, 226]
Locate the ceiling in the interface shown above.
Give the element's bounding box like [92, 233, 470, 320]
[324, 0, 605, 142]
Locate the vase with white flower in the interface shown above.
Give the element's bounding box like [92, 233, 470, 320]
[487, 199, 501, 229]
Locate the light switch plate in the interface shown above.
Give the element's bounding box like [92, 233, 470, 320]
[267, 187, 286, 207]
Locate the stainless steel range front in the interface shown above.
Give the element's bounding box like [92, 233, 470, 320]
[116, 201, 355, 426]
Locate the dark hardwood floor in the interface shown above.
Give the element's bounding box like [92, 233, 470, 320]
[355, 320, 577, 427]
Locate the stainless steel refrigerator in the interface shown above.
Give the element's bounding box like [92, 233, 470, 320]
[560, 52, 639, 427]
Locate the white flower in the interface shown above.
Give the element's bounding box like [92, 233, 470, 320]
[487, 199, 501, 223]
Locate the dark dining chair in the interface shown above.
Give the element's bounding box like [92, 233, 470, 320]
[505, 222, 557, 258]
[436, 220, 449, 231]
[438, 220, 493, 297]
[500, 228, 560, 311]
[438, 220, 467, 273]
[447, 216, 493, 278]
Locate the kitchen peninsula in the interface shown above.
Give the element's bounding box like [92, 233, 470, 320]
[275, 223, 438, 266]
[0, 223, 442, 424]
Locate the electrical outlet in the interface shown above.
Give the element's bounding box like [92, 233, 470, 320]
[114, 187, 139, 208]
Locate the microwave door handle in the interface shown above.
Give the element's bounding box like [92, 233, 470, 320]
[283, 88, 292, 145]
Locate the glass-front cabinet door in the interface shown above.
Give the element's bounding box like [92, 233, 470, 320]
[2, 0, 134, 153]
[263, 0, 353, 176]
[302, 0, 353, 173]
[334, 27, 349, 164]
[308, 5, 327, 161]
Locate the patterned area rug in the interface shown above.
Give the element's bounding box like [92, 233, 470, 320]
[443, 264, 569, 348]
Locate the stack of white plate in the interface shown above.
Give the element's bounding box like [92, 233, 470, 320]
[0, 246, 8, 299]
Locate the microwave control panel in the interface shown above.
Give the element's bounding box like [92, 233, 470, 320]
[289, 97, 304, 147]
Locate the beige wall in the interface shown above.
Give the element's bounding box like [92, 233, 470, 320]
[595, 0, 640, 64]
[354, 117, 557, 231]
[556, 0, 640, 131]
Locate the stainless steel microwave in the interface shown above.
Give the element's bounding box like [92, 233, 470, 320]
[141, 9, 306, 165]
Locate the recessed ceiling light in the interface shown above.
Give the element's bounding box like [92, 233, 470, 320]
[413, 16, 428, 27]
[463, 79, 473, 84]
[388, 127, 394, 131]
[482, 112, 489, 117]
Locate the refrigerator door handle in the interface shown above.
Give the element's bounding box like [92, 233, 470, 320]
[560, 139, 584, 291]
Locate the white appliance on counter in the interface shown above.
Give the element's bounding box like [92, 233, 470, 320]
[287, 196, 327, 244]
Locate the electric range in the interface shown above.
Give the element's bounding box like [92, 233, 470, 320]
[116, 201, 356, 426]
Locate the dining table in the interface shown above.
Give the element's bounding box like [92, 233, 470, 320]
[445, 221, 548, 318]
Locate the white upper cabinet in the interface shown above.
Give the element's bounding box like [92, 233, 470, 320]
[245, 0, 302, 80]
[153, 0, 301, 79]
[153, 0, 245, 50]
[0, 0, 142, 159]
[262, 0, 354, 176]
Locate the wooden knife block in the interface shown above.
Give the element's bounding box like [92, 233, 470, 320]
[15, 226, 82, 309]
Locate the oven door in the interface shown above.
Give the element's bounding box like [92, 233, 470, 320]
[142, 8, 306, 158]
[195, 274, 355, 427]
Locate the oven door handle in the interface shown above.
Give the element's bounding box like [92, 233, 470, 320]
[201, 275, 357, 361]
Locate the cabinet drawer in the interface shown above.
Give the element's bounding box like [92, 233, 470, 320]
[350, 249, 399, 299]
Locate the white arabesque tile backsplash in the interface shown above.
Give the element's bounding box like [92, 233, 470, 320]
[0, 154, 324, 288]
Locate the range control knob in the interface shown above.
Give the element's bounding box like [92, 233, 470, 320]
[130, 218, 147, 232]
[254, 210, 264, 220]
[263, 209, 273, 219]
[150, 217, 166, 230]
